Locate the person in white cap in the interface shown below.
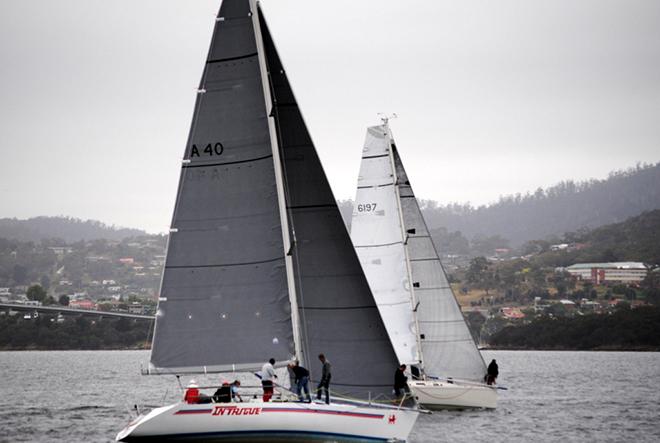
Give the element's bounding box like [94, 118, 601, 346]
[184, 380, 200, 404]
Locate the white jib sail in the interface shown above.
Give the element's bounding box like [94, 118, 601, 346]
[350, 125, 420, 366]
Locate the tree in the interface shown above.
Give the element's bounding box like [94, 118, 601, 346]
[58, 295, 70, 306]
[26, 284, 47, 303]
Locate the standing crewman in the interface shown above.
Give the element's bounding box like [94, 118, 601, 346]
[394, 364, 409, 398]
[317, 354, 331, 404]
[261, 358, 277, 401]
[486, 359, 499, 385]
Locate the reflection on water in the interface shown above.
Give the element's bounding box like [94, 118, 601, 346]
[0, 350, 658, 442]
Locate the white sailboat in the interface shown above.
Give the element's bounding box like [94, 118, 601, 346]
[116, 1, 419, 441]
[350, 119, 497, 409]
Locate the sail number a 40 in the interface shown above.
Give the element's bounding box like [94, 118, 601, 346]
[191, 142, 224, 157]
[357, 203, 378, 212]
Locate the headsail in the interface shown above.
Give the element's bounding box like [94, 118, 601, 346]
[259, 9, 401, 400]
[352, 123, 487, 382]
[392, 146, 487, 382]
[149, 0, 294, 374]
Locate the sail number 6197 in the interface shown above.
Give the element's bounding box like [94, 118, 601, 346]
[357, 203, 378, 212]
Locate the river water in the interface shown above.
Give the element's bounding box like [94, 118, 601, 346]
[0, 350, 658, 442]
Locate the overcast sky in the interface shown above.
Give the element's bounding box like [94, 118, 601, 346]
[1, 0, 658, 233]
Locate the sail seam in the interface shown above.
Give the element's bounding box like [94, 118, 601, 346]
[286, 204, 336, 210]
[165, 256, 283, 269]
[354, 240, 403, 248]
[301, 305, 377, 311]
[362, 153, 389, 159]
[357, 183, 395, 189]
[182, 154, 273, 168]
[207, 52, 258, 64]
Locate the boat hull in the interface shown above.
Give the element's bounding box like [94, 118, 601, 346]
[409, 380, 497, 410]
[116, 401, 419, 442]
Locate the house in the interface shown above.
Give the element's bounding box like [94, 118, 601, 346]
[500, 307, 525, 319]
[564, 262, 647, 284]
[128, 303, 145, 315]
[69, 300, 97, 310]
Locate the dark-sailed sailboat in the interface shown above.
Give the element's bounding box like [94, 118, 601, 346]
[116, 1, 419, 441]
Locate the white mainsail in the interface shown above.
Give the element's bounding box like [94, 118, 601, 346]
[351, 122, 487, 382]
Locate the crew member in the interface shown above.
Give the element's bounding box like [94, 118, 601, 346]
[317, 354, 331, 404]
[394, 364, 410, 398]
[261, 358, 277, 402]
[184, 380, 200, 404]
[486, 359, 499, 385]
[289, 361, 311, 402]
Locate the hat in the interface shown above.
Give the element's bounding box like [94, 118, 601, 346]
[187, 379, 198, 388]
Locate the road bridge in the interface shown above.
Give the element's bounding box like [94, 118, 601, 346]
[0, 303, 155, 321]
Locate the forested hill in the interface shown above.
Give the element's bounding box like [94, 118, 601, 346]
[422, 163, 660, 246]
[0, 217, 146, 243]
[340, 163, 660, 248]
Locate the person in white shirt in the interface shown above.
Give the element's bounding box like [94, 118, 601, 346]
[261, 358, 277, 401]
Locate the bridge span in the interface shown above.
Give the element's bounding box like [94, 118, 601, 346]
[0, 303, 155, 321]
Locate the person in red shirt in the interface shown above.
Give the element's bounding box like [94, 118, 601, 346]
[184, 380, 200, 404]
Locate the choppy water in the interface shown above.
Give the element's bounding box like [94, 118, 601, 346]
[0, 350, 658, 442]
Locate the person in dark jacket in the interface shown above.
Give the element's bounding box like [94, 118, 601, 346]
[317, 354, 331, 404]
[394, 364, 410, 397]
[485, 359, 499, 385]
[288, 361, 311, 402]
[213, 382, 232, 403]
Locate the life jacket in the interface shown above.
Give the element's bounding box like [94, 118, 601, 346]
[184, 388, 200, 404]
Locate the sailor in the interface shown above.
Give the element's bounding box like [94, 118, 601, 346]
[261, 358, 277, 402]
[183, 380, 200, 404]
[231, 380, 243, 402]
[317, 354, 331, 404]
[394, 364, 410, 398]
[288, 361, 311, 402]
[213, 381, 232, 403]
[486, 359, 499, 385]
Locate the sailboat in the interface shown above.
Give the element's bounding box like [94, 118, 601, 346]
[116, 1, 419, 441]
[350, 119, 497, 409]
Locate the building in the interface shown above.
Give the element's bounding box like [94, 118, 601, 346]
[69, 300, 97, 310]
[563, 262, 647, 285]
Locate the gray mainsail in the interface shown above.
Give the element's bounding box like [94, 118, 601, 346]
[392, 146, 487, 382]
[149, 0, 293, 374]
[150, 0, 401, 401]
[259, 8, 400, 400]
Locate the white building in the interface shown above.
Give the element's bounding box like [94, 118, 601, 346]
[564, 262, 647, 284]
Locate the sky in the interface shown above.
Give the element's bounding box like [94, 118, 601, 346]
[0, 0, 658, 233]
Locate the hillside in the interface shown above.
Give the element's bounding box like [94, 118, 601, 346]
[529, 209, 660, 268]
[0, 216, 146, 243]
[423, 163, 660, 246]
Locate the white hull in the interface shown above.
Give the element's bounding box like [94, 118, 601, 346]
[409, 380, 497, 410]
[116, 400, 419, 442]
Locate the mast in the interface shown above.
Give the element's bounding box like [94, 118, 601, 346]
[383, 119, 424, 369]
[251, 0, 303, 365]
